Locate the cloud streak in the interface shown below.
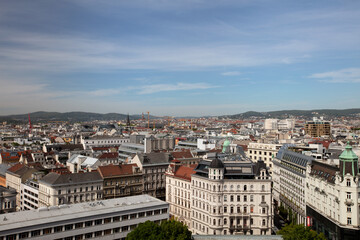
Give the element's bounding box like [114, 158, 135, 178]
[309, 68, 360, 83]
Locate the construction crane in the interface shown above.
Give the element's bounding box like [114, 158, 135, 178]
[28, 113, 32, 134]
[147, 112, 150, 129]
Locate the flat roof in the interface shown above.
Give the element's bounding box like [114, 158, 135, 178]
[0, 195, 168, 232]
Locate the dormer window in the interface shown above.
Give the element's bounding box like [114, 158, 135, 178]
[346, 179, 351, 187]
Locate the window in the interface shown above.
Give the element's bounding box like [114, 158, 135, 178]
[75, 223, 83, 229]
[113, 216, 120, 222]
[104, 218, 111, 224]
[95, 231, 102, 237]
[244, 196, 247, 202]
[237, 195, 240, 201]
[347, 218, 352, 225]
[262, 195, 265, 202]
[85, 221, 93, 227]
[262, 208, 266, 214]
[19, 232, 29, 239]
[95, 219, 102, 225]
[262, 219, 266, 226]
[250, 195, 254, 202]
[250, 218, 253, 224]
[347, 179, 351, 187]
[244, 185, 247, 191]
[230, 195, 234, 202]
[237, 206, 240, 213]
[65, 224, 73, 231]
[43, 228, 52, 234]
[123, 215, 129, 220]
[224, 195, 227, 202]
[347, 207, 351, 212]
[250, 206, 254, 213]
[347, 192, 351, 199]
[244, 206, 247, 213]
[224, 218, 227, 225]
[85, 233, 93, 239]
[31, 230, 41, 237]
[224, 206, 227, 213]
[54, 226, 63, 232]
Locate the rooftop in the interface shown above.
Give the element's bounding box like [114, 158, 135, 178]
[0, 195, 167, 233]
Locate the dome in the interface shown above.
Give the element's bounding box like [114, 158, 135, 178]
[209, 158, 224, 169]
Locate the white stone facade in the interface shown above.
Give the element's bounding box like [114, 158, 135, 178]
[247, 143, 282, 175]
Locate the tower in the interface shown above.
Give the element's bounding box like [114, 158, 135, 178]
[339, 142, 359, 177]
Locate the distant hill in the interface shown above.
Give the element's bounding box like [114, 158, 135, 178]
[0, 111, 156, 123]
[222, 108, 360, 119]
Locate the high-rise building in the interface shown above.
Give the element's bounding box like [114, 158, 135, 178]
[305, 120, 331, 137]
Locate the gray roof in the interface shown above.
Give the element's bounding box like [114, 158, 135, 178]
[39, 172, 102, 186]
[0, 164, 10, 177]
[137, 153, 170, 166]
[279, 150, 313, 168]
[0, 195, 168, 233]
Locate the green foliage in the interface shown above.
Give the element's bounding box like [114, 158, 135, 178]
[278, 224, 326, 240]
[126, 220, 192, 240]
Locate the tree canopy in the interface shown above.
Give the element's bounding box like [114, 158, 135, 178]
[278, 224, 326, 240]
[126, 220, 192, 240]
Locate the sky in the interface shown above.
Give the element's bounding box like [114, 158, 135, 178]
[0, 0, 359, 117]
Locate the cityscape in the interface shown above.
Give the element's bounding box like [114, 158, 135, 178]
[1, 1, 360, 240]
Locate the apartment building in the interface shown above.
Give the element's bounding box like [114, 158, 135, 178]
[0, 195, 169, 240]
[0, 186, 17, 214]
[191, 154, 273, 236]
[273, 145, 313, 225]
[81, 135, 130, 150]
[305, 120, 331, 137]
[132, 153, 170, 200]
[165, 161, 196, 229]
[247, 143, 282, 175]
[97, 164, 143, 199]
[306, 143, 360, 240]
[38, 172, 103, 207]
[21, 179, 39, 210]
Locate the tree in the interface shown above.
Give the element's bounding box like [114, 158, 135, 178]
[126, 220, 192, 240]
[278, 224, 326, 240]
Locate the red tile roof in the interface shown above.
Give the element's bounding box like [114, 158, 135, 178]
[97, 164, 138, 178]
[7, 163, 25, 174]
[171, 150, 193, 159]
[98, 152, 119, 160]
[173, 165, 196, 181]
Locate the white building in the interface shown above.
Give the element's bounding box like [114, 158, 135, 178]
[264, 119, 278, 130]
[165, 161, 195, 229]
[66, 154, 100, 173]
[190, 153, 273, 236]
[247, 143, 282, 175]
[306, 143, 360, 239]
[21, 180, 39, 210]
[81, 135, 130, 150]
[38, 171, 103, 207]
[0, 195, 169, 240]
[197, 139, 217, 151]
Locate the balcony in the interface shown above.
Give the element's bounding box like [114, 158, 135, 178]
[345, 199, 354, 206]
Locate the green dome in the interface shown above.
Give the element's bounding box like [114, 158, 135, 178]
[222, 139, 231, 153]
[339, 142, 358, 161]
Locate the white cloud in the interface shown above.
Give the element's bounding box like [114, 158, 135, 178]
[309, 68, 360, 83]
[221, 71, 241, 76]
[138, 82, 217, 94]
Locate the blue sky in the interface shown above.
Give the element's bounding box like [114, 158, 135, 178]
[0, 0, 359, 116]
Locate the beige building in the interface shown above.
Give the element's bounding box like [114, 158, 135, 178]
[6, 163, 39, 209]
[306, 143, 360, 239]
[132, 152, 170, 200]
[165, 161, 195, 229]
[305, 121, 331, 137]
[38, 172, 103, 207]
[188, 153, 273, 236]
[247, 143, 282, 175]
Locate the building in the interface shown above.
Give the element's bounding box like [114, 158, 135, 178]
[0, 186, 17, 214]
[305, 120, 331, 137]
[165, 161, 196, 229]
[132, 153, 170, 200]
[273, 145, 313, 225]
[66, 154, 100, 173]
[97, 164, 143, 199]
[247, 143, 282, 175]
[0, 195, 169, 240]
[6, 163, 40, 209]
[264, 119, 278, 131]
[306, 143, 360, 239]
[21, 179, 39, 211]
[38, 171, 103, 207]
[81, 135, 130, 150]
[191, 153, 273, 235]
[144, 136, 175, 153]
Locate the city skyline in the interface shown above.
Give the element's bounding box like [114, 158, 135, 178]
[1, 0, 359, 116]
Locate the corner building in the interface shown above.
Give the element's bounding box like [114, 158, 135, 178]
[191, 153, 273, 235]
